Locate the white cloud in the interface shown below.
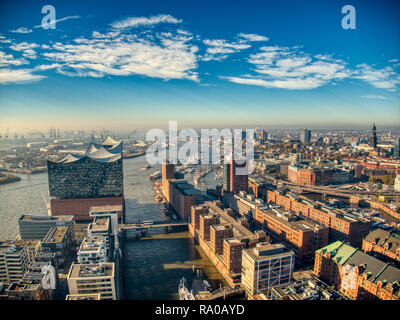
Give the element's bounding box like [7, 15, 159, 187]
[222, 44, 352, 90]
[9, 27, 32, 34]
[111, 14, 181, 29]
[202, 39, 251, 61]
[0, 68, 45, 84]
[0, 51, 28, 67]
[9, 42, 39, 51]
[354, 64, 400, 90]
[237, 33, 269, 42]
[360, 95, 388, 100]
[42, 29, 199, 81]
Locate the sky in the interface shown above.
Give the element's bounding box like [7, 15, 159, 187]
[0, 0, 399, 133]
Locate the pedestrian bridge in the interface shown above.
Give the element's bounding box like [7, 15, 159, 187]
[120, 220, 189, 230]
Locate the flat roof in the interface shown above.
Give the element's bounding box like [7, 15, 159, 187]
[19, 215, 74, 222]
[88, 217, 110, 232]
[244, 243, 294, 262]
[206, 201, 254, 239]
[90, 205, 122, 213]
[68, 263, 114, 279]
[66, 294, 101, 300]
[43, 226, 69, 244]
[259, 207, 324, 232]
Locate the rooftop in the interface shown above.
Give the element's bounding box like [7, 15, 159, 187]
[66, 294, 101, 300]
[68, 263, 114, 279]
[90, 205, 123, 214]
[245, 242, 294, 261]
[88, 217, 110, 232]
[43, 226, 69, 244]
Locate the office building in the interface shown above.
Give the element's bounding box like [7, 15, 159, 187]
[265, 188, 371, 246]
[18, 215, 74, 241]
[255, 206, 329, 264]
[241, 243, 295, 299]
[394, 138, 400, 158]
[300, 129, 311, 144]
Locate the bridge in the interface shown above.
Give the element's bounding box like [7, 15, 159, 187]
[198, 286, 244, 300]
[120, 220, 189, 231]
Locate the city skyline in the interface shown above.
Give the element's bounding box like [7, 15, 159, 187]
[0, 0, 400, 131]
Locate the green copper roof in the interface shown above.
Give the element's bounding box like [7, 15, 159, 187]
[316, 241, 357, 265]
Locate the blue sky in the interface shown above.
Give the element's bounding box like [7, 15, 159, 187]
[0, 0, 399, 132]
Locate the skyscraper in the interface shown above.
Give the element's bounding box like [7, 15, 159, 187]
[223, 162, 231, 193]
[394, 138, 400, 158]
[370, 123, 377, 148]
[299, 129, 311, 143]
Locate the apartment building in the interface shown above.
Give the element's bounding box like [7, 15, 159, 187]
[67, 263, 116, 300]
[78, 236, 109, 264]
[241, 243, 295, 299]
[0, 243, 29, 283]
[41, 225, 73, 269]
[87, 216, 111, 254]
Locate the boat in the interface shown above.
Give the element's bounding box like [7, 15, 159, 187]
[150, 171, 161, 181]
[178, 277, 195, 300]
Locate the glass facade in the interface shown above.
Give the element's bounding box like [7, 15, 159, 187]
[47, 157, 123, 199]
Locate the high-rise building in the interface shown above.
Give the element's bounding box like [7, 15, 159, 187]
[261, 130, 268, 142]
[223, 162, 231, 193]
[230, 159, 248, 193]
[370, 123, 377, 148]
[47, 136, 124, 221]
[300, 129, 311, 143]
[393, 138, 400, 158]
[162, 162, 175, 202]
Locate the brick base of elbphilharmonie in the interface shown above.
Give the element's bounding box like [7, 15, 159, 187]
[49, 196, 125, 221]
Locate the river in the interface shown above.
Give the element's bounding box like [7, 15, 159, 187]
[0, 155, 224, 299]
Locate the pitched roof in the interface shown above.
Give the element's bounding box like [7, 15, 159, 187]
[364, 228, 391, 246]
[317, 241, 357, 265]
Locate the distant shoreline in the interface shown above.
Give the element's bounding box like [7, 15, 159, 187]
[0, 174, 21, 185]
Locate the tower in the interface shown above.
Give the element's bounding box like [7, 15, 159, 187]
[370, 123, 377, 148]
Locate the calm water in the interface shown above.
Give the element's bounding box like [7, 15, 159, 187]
[0, 156, 223, 299]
